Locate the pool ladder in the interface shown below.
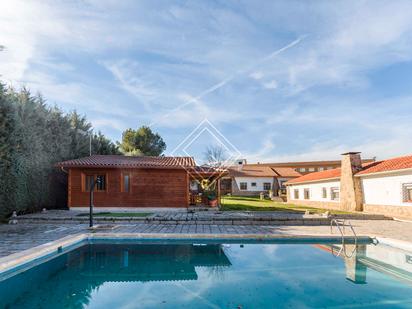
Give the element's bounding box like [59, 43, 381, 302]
[330, 219, 358, 258]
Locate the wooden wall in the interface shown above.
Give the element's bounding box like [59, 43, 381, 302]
[68, 168, 189, 208]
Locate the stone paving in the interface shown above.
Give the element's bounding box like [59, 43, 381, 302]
[1, 219, 412, 258]
[17, 209, 388, 225]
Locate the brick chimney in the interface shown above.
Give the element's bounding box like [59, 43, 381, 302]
[340, 152, 363, 211]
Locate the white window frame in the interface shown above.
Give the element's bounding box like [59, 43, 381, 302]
[331, 187, 340, 201]
[294, 189, 299, 199]
[402, 183, 412, 203]
[322, 187, 327, 199]
[304, 188, 310, 200]
[239, 182, 248, 190]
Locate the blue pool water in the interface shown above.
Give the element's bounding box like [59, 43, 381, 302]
[1, 242, 412, 308]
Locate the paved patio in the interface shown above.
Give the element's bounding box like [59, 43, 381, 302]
[1, 219, 412, 258]
[16, 209, 388, 225]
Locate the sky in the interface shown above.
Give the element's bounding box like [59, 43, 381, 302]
[1, 0, 412, 164]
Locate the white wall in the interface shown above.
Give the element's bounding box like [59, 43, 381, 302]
[360, 171, 412, 207]
[288, 180, 341, 202]
[234, 177, 273, 192]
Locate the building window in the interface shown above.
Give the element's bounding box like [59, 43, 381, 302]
[304, 188, 310, 200]
[318, 167, 325, 171]
[308, 167, 315, 172]
[85, 175, 94, 191]
[294, 189, 299, 199]
[240, 182, 247, 190]
[96, 175, 106, 191]
[403, 183, 412, 202]
[322, 187, 327, 198]
[331, 187, 340, 201]
[263, 182, 271, 190]
[299, 168, 306, 172]
[123, 174, 130, 192]
[251, 182, 257, 187]
[84, 174, 106, 192]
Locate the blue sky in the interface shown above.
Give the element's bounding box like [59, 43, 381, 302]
[1, 0, 412, 163]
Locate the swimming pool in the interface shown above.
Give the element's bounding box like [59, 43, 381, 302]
[1, 239, 412, 308]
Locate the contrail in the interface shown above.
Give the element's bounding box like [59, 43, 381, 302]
[149, 36, 306, 127]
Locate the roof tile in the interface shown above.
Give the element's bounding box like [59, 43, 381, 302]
[287, 154, 412, 184]
[358, 154, 412, 175]
[56, 155, 195, 169]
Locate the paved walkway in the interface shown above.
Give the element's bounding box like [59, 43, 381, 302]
[17, 209, 387, 225]
[1, 219, 412, 258]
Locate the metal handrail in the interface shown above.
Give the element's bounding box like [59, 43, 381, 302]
[330, 219, 345, 257]
[330, 219, 358, 258]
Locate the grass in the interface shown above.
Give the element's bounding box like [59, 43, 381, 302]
[77, 212, 152, 217]
[220, 195, 351, 215]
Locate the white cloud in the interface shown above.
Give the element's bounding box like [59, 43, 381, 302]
[1, 1, 412, 161]
[263, 79, 278, 89]
[250, 71, 263, 80]
[103, 60, 156, 110]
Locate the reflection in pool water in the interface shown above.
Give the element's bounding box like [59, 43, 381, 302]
[1, 242, 412, 308]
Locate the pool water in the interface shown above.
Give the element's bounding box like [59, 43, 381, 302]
[1, 242, 412, 308]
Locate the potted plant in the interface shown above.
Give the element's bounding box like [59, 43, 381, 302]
[201, 179, 218, 207]
[207, 191, 218, 207]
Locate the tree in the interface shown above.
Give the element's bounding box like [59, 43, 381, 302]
[0, 82, 120, 219]
[92, 131, 120, 155]
[204, 145, 228, 167]
[118, 126, 166, 156]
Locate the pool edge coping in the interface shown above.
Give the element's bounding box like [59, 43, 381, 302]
[0, 232, 409, 277]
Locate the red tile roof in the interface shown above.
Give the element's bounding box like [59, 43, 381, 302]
[272, 167, 302, 178]
[357, 154, 412, 175]
[286, 168, 342, 184]
[228, 165, 278, 177]
[56, 155, 195, 169]
[287, 154, 412, 184]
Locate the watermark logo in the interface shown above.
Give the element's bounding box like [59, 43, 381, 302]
[171, 118, 242, 185]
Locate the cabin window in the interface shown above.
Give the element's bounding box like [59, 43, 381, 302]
[263, 182, 271, 190]
[403, 184, 412, 202]
[240, 182, 247, 190]
[331, 187, 340, 201]
[85, 175, 94, 191]
[83, 174, 106, 192]
[304, 188, 310, 199]
[123, 174, 130, 192]
[322, 187, 327, 198]
[96, 175, 106, 191]
[251, 182, 257, 187]
[294, 189, 299, 199]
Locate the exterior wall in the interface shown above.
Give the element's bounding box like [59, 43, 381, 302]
[287, 170, 412, 218]
[69, 168, 188, 208]
[232, 177, 274, 196]
[360, 171, 412, 217]
[287, 180, 341, 210]
[361, 172, 412, 206]
[340, 153, 363, 211]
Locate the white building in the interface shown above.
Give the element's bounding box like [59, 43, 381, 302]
[224, 165, 301, 197]
[286, 152, 412, 218]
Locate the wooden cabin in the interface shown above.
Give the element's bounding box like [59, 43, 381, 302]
[56, 155, 225, 208]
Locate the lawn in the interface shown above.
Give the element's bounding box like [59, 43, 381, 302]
[220, 195, 350, 215]
[77, 212, 152, 217]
